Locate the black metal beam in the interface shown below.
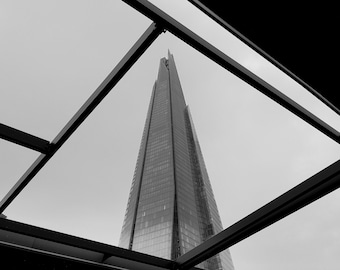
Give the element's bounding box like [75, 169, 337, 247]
[0, 123, 51, 153]
[175, 159, 340, 269]
[122, 0, 340, 144]
[0, 22, 163, 214]
[0, 218, 174, 270]
[0, 241, 120, 270]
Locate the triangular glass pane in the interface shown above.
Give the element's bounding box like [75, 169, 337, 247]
[0, 0, 151, 140]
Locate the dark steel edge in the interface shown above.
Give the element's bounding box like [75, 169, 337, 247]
[0, 241, 120, 270]
[0, 218, 174, 269]
[0, 123, 51, 153]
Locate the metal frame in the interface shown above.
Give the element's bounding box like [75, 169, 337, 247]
[0, 123, 51, 153]
[0, 218, 176, 270]
[1, 0, 339, 269]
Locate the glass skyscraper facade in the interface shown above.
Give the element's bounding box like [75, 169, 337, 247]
[119, 52, 234, 270]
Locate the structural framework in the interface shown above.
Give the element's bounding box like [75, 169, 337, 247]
[0, 1, 339, 269]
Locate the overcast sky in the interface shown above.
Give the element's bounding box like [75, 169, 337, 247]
[1, 1, 340, 270]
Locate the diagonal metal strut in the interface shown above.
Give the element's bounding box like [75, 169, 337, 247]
[0, 218, 176, 270]
[0, 22, 163, 214]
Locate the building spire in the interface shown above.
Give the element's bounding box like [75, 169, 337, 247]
[119, 53, 234, 269]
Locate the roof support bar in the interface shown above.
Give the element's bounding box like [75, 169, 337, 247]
[175, 159, 340, 269]
[0, 22, 163, 214]
[122, 0, 340, 144]
[0, 123, 51, 153]
[0, 218, 175, 270]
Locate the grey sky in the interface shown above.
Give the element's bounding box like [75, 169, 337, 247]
[1, 1, 340, 270]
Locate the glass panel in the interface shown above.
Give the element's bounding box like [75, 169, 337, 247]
[158, 34, 339, 269]
[0, 140, 39, 202]
[0, 0, 152, 140]
[123, 33, 339, 269]
[232, 189, 340, 270]
[147, 33, 340, 225]
[148, 0, 340, 132]
[3, 66, 151, 244]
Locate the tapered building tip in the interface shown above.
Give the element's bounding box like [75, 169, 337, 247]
[167, 49, 172, 59]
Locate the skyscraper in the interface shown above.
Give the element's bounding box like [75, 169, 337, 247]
[119, 52, 234, 270]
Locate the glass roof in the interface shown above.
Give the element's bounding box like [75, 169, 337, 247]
[1, 1, 340, 270]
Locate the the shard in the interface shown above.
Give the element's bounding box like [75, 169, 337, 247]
[119, 52, 234, 270]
